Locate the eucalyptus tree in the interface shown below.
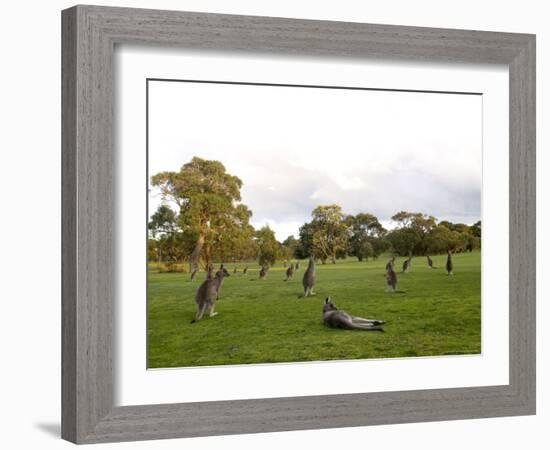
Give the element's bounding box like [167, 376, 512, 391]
[310, 204, 351, 264]
[151, 157, 253, 270]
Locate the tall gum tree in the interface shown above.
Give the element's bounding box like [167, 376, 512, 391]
[310, 204, 350, 264]
[151, 157, 251, 270]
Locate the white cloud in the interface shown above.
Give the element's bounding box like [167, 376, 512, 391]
[149, 81, 482, 241]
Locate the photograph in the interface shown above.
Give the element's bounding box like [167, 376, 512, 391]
[146, 78, 482, 369]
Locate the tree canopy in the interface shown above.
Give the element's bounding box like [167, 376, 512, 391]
[150, 157, 253, 268]
[255, 226, 279, 267]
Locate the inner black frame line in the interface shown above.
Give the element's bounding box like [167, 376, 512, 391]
[146, 78, 483, 96]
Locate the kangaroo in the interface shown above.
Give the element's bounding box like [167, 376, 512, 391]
[402, 251, 412, 273]
[284, 263, 294, 281]
[323, 298, 385, 331]
[259, 265, 269, 280]
[427, 255, 436, 269]
[233, 266, 238, 274]
[385, 256, 396, 271]
[446, 250, 454, 275]
[295, 261, 300, 270]
[386, 262, 398, 292]
[191, 268, 230, 323]
[243, 265, 248, 275]
[301, 255, 316, 297]
[214, 264, 230, 299]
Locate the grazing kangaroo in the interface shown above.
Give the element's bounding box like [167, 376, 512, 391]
[301, 256, 316, 297]
[385, 256, 396, 271]
[323, 298, 385, 331]
[427, 255, 436, 269]
[284, 263, 294, 281]
[402, 251, 412, 273]
[386, 263, 398, 292]
[259, 265, 269, 280]
[446, 250, 454, 275]
[191, 268, 230, 323]
[214, 264, 230, 298]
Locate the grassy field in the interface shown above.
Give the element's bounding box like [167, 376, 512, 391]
[147, 251, 481, 368]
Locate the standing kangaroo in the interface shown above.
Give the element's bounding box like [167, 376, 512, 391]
[446, 250, 454, 275]
[427, 255, 436, 269]
[214, 264, 230, 299]
[386, 262, 397, 292]
[242, 265, 248, 275]
[284, 263, 294, 281]
[295, 261, 300, 270]
[259, 265, 269, 280]
[402, 251, 412, 273]
[301, 256, 316, 297]
[191, 267, 230, 323]
[323, 298, 385, 331]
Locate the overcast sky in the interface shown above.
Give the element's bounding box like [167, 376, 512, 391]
[148, 80, 482, 241]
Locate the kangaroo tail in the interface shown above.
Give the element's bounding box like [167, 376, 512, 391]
[351, 323, 385, 331]
[191, 302, 208, 324]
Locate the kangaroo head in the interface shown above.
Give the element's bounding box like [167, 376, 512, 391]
[217, 266, 230, 277]
[323, 297, 338, 313]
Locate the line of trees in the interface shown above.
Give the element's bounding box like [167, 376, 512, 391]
[148, 157, 481, 270]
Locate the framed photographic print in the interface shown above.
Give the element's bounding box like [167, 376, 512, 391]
[62, 5, 536, 444]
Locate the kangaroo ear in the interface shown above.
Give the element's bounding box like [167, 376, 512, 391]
[325, 297, 330, 304]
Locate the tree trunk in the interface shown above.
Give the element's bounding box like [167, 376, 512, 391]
[190, 233, 205, 272]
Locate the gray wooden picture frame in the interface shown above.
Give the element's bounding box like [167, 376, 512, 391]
[61, 5, 536, 444]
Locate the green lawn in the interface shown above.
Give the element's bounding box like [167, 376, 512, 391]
[147, 252, 481, 368]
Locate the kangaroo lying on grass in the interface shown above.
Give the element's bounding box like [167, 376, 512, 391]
[191, 265, 230, 323]
[323, 298, 385, 331]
